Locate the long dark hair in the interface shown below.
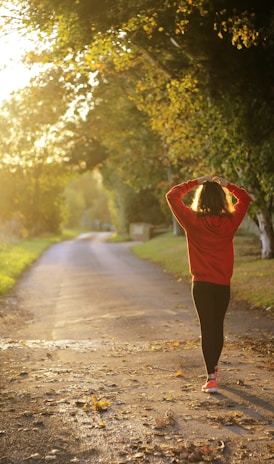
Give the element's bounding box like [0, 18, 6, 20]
[192, 181, 234, 216]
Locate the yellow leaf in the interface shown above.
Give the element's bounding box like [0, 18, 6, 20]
[173, 369, 183, 377]
[92, 396, 110, 412]
[98, 421, 106, 428]
[83, 404, 90, 411]
[151, 345, 162, 351]
[170, 341, 180, 348]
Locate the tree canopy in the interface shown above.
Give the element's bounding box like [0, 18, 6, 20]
[0, 0, 273, 254]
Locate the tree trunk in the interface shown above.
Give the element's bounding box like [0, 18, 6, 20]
[172, 216, 184, 236]
[256, 212, 274, 259]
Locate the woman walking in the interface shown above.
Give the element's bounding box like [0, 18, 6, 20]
[166, 175, 251, 393]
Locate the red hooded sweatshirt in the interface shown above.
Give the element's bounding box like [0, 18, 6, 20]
[166, 179, 251, 286]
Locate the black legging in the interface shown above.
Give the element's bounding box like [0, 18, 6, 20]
[192, 281, 230, 375]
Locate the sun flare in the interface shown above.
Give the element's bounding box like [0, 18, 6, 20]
[0, 7, 35, 103]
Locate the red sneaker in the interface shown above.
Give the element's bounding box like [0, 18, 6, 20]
[202, 378, 217, 393]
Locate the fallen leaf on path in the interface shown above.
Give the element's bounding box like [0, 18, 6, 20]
[22, 411, 34, 417]
[172, 369, 183, 377]
[237, 379, 246, 386]
[132, 452, 145, 459]
[48, 449, 59, 455]
[207, 411, 269, 429]
[96, 420, 106, 428]
[170, 341, 180, 348]
[151, 345, 163, 351]
[163, 397, 176, 402]
[155, 410, 176, 429]
[22, 453, 40, 461]
[92, 395, 110, 412]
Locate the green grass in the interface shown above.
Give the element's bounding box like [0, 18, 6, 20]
[132, 231, 274, 311]
[0, 229, 80, 295]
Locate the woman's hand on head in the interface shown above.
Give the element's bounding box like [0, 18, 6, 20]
[212, 176, 228, 187]
[197, 175, 212, 185]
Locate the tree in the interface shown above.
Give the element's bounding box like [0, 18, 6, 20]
[85, 74, 169, 234]
[0, 0, 273, 254]
[0, 85, 71, 235]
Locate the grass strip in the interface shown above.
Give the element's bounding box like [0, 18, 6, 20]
[132, 231, 273, 311]
[0, 230, 79, 295]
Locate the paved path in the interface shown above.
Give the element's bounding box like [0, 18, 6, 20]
[10, 232, 196, 341]
[0, 233, 273, 463]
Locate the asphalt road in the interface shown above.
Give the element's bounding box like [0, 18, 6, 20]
[1, 232, 273, 463]
[13, 232, 197, 342]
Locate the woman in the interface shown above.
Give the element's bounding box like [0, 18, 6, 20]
[166, 175, 251, 393]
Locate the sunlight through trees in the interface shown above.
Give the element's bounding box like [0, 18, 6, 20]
[0, 1, 273, 256]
